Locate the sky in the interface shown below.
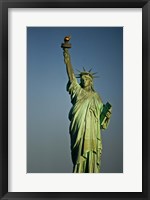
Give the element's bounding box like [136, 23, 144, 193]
[27, 27, 123, 173]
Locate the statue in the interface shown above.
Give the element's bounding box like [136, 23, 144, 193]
[61, 36, 112, 173]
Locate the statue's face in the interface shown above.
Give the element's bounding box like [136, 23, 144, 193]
[80, 75, 92, 88]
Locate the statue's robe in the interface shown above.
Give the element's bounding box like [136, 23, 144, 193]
[67, 76, 110, 173]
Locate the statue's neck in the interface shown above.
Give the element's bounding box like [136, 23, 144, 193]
[83, 86, 93, 92]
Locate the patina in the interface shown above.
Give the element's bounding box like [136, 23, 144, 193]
[61, 36, 112, 173]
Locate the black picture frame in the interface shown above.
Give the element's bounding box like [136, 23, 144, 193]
[0, 0, 149, 199]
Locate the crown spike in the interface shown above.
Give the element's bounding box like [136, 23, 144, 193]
[92, 72, 98, 75]
[83, 67, 86, 71]
[75, 68, 99, 79]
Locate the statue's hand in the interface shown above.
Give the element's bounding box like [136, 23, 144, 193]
[106, 109, 112, 119]
[63, 49, 70, 64]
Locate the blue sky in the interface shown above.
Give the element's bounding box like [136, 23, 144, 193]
[27, 27, 123, 173]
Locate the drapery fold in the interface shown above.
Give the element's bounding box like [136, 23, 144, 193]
[67, 76, 109, 173]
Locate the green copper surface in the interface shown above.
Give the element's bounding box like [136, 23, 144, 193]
[61, 36, 112, 173]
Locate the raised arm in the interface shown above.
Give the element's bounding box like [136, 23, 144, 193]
[61, 36, 75, 82]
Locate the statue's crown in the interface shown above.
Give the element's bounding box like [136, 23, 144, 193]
[76, 67, 98, 79]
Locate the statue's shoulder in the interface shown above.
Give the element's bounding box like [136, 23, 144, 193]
[94, 92, 103, 102]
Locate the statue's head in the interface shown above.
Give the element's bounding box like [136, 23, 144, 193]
[80, 73, 93, 89]
[76, 68, 98, 91]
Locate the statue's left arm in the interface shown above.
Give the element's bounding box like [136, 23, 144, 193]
[100, 104, 112, 130]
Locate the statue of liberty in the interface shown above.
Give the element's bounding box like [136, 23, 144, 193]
[61, 36, 112, 173]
